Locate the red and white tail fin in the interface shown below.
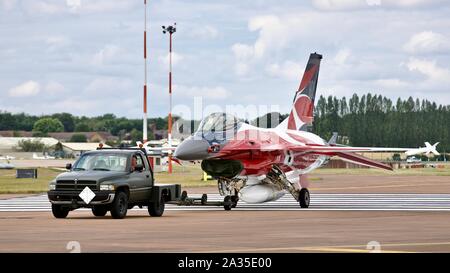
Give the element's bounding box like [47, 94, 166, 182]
[279, 53, 322, 131]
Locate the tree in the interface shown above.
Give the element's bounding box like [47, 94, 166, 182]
[52, 113, 75, 132]
[130, 129, 143, 143]
[70, 134, 87, 143]
[33, 118, 64, 134]
[74, 122, 91, 132]
[16, 139, 46, 152]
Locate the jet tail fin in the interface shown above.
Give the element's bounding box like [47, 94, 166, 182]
[280, 52, 322, 131]
[426, 142, 440, 156]
[328, 132, 338, 146]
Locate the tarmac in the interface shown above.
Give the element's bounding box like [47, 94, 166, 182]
[0, 174, 449, 252]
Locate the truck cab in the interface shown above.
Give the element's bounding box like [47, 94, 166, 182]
[47, 147, 181, 219]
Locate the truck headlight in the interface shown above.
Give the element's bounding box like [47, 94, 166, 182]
[49, 184, 56, 191]
[100, 184, 114, 191]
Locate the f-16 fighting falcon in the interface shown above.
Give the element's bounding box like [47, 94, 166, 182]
[173, 53, 438, 210]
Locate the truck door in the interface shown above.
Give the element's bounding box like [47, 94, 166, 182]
[129, 153, 152, 201]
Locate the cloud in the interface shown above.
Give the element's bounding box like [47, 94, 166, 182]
[46, 35, 71, 51]
[312, 0, 445, 10]
[91, 45, 123, 66]
[407, 57, 450, 82]
[158, 52, 185, 67]
[44, 81, 66, 93]
[266, 61, 303, 80]
[403, 31, 450, 54]
[66, 0, 81, 13]
[175, 85, 230, 100]
[374, 78, 409, 88]
[85, 77, 134, 95]
[26, 1, 65, 14]
[8, 81, 41, 97]
[1, 0, 17, 11]
[334, 48, 352, 65]
[312, 0, 370, 10]
[189, 25, 219, 40]
[231, 15, 300, 76]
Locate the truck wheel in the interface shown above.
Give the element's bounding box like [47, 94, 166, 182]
[52, 204, 69, 218]
[148, 196, 165, 217]
[110, 191, 128, 219]
[92, 206, 108, 217]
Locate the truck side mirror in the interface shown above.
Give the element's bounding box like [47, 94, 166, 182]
[135, 164, 144, 172]
[66, 163, 72, 170]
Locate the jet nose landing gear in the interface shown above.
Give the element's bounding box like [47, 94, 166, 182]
[223, 195, 239, 211]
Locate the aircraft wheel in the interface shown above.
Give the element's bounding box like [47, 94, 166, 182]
[201, 194, 208, 205]
[299, 188, 310, 208]
[231, 195, 239, 208]
[224, 196, 232, 211]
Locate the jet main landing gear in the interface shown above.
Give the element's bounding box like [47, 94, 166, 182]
[298, 188, 310, 208]
[223, 195, 239, 211]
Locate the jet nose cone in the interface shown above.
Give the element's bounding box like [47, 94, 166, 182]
[174, 137, 210, 161]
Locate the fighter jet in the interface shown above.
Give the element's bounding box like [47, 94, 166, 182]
[174, 53, 436, 210]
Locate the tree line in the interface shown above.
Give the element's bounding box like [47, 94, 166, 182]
[1, 93, 449, 151]
[313, 93, 450, 152]
[0, 112, 170, 141]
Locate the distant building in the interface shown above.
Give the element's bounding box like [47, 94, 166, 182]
[0, 137, 59, 152]
[48, 132, 118, 143]
[0, 131, 33, 137]
[149, 124, 167, 140]
[60, 142, 111, 157]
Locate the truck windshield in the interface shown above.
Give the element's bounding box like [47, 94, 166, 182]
[73, 154, 128, 172]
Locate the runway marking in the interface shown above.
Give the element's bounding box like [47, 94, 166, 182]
[1, 193, 450, 212]
[310, 182, 450, 191]
[206, 241, 450, 253]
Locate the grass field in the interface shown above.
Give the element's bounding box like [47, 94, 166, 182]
[0, 168, 64, 194]
[0, 163, 448, 194]
[0, 164, 214, 194]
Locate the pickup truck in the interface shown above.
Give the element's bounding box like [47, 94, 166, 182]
[47, 147, 181, 219]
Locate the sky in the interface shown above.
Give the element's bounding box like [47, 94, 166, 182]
[1, 0, 450, 120]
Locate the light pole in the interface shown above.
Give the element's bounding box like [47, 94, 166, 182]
[162, 23, 176, 174]
[142, 0, 149, 142]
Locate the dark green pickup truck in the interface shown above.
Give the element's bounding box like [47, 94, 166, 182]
[47, 147, 181, 219]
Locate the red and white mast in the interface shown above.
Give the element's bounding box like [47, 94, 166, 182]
[143, 0, 148, 142]
[162, 23, 176, 174]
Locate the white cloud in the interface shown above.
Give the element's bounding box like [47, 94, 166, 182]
[66, 0, 81, 13]
[403, 31, 450, 54]
[1, 0, 17, 11]
[374, 78, 409, 88]
[312, 0, 368, 10]
[91, 44, 122, 66]
[44, 81, 66, 93]
[407, 57, 450, 82]
[312, 0, 444, 10]
[26, 1, 65, 14]
[190, 25, 219, 40]
[46, 36, 71, 51]
[85, 77, 134, 95]
[334, 48, 351, 65]
[175, 85, 230, 100]
[158, 52, 185, 67]
[231, 15, 301, 76]
[8, 81, 41, 97]
[266, 61, 303, 80]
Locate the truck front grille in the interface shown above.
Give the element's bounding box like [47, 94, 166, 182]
[56, 180, 97, 191]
